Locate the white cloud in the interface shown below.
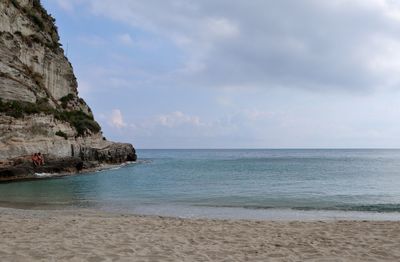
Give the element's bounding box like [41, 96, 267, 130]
[156, 111, 202, 128]
[240, 109, 275, 121]
[117, 33, 134, 46]
[109, 109, 126, 129]
[204, 17, 239, 39]
[85, 0, 400, 93]
[128, 109, 274, 138]
[45, 0, 400, 148]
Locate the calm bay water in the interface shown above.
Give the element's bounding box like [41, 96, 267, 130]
[2, 149, 400, 220]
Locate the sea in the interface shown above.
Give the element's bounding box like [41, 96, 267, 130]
[2, 149, 400, 220]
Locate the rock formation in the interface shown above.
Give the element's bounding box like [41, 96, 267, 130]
[0, 0, 136, 181]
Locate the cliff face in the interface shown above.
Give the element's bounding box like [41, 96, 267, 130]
[0, 0, 136, 170]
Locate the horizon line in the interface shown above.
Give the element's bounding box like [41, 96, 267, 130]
[135, 148, 400, 150]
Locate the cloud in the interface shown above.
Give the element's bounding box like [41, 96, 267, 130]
[84, 0, 400, 93]
[117, 33, 134, 46]
[156, 111, 202, 127]
[109, 109, 127, 129]
[132, 111, 203, 131]
[204, 17, 240, 39]
[128, 109, 275, 139]
[45, 0, 400, 148]
[102, 108, 282, 148]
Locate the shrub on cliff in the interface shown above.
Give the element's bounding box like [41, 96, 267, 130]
[0, 98, 101, 136]
[10, 0, 20, 9]
[10, 0, 60, 50]
[0, 98, 54, 118]
[0, 99, 31, 118]
[55, 130, 68, 140]
[54, 110, 101, 136]
[28, 12, 45, 30]
[59, 93, 75, 109]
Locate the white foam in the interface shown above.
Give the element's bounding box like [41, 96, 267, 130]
[122, 204, 400, 221]
[35, 173, 53, 178]
[95, 161, 137, 173]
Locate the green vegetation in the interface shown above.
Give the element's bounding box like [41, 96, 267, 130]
[59, 93, 75, 109]
[0, 98, 53, 118]
[10, 0, 20, 9]
[9, 0, 43, 12]
[55, 130, 68, 140]
[30, 123, 48, 136]
[0, 98, 101, 136]
[0, 99, 23, 118]
[54, 110, 101, 136]
[32, 0, 44, 9]
[28, 11, 45, 30]
[9, 0, 61, 50]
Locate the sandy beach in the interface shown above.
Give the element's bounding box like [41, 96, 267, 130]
[0, 208, 399, 261]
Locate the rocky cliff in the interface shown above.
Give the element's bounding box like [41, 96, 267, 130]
[0, 0, 136, 180]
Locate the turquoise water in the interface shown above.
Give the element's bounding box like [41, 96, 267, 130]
[2, 149, 400, 220]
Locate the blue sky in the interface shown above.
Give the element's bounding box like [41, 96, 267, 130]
[42, 0, 400, 149]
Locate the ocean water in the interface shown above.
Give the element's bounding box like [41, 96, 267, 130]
[2, 149, 400, 220]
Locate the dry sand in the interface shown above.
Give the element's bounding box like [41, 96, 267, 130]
[1, 208, 400, 261]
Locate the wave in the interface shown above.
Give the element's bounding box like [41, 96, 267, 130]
[297, 204, 400, 213]
[194, 203, 400, 213]
[34, 173, 53, 178]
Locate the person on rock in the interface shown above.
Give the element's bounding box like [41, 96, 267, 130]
[32, 153, 39, 167]
[37, 152, 44, 166]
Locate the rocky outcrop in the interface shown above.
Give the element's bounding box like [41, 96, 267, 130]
[0, 0, 137, 181]
[0, 157, 84, 182]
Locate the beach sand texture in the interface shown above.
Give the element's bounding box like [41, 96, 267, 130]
[1, 208, 400, 261]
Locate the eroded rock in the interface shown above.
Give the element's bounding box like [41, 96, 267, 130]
[0, 0, 137, 181]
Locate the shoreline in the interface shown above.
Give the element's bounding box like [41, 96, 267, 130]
[1, 207, 400, 261]
[2, 201, 400, 222]
[34, 160, 137, 179]
[0, 159, 137, 183]
[113, 204, 400, 222]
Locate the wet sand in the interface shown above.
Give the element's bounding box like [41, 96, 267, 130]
[1, 208, 400, 261]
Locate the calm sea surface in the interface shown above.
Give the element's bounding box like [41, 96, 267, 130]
[2, 149, 400, 220]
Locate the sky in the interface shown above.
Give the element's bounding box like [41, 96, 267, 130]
[41, 0, 400, 149]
